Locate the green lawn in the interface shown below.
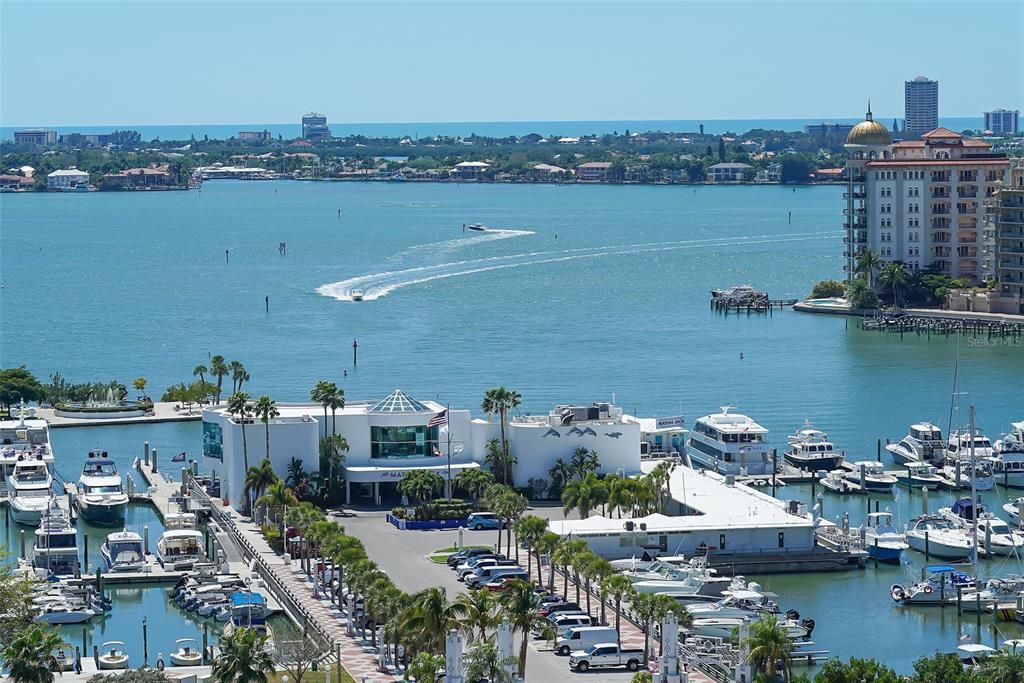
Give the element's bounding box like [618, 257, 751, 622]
[269, 671, 356, 683]
[427, 545, 490, 564]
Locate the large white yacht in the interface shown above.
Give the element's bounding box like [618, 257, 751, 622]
[687, 406, 772, 476]
[945, 428, 996, 461]
[32, 501, 79, 576]
[0, 408, 55, 485]
[992, 422, 1024, 488]
[885, 422, 945, 465]
[156, 511, 207, 571]
[7, 454, 54, 526]
[783, 424, 844, 472]
[100, 531, 146, 572]
[77, 450, 129, 526]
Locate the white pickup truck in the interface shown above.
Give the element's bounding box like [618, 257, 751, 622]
[568, 643, 645, 672]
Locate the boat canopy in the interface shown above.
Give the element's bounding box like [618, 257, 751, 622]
[951, 498, 987, 520]
[230, 592, 266, 607]
[926, 565, 957, 573]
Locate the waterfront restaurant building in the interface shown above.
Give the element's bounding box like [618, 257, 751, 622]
[203, 390, 653, 510]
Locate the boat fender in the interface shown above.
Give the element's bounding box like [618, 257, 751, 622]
[786, 609, 800, 621]
[923, 585, 933, 593]
[890, 584, 905, 601]
[801, 618, 815, 637]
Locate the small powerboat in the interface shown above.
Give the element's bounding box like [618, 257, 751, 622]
[886, 422, 945, 465]
[862, 511, 908, 562]
[350, 289, 364, 301]
[939, 499, 1024, 557]
[845, 461, 898, 492]
[97, 641, 129, 670]
[904, 515, 973, 560]
[465, 223, 487, 232]
[784, 424, 845, 472]
[100, 531, 146, 572]
[891, 565, 975, 605]
[943, 461, 994, 491]
[895, 462, 945, 490]
[169, 638, 203, 667]
[957, 643, 996, 667]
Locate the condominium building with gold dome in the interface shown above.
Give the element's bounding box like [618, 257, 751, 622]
[842, 103, 1011, 282]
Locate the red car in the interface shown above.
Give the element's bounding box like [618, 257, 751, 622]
[485, 574, 527, 592]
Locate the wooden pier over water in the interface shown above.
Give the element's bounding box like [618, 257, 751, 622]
[711, 285, 796, 314]
[860, 312, 1023, 339]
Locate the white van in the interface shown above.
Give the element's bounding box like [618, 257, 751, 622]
[555, 625, 618, 655]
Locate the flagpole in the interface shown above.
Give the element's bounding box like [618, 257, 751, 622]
[446, 403, 453, 499]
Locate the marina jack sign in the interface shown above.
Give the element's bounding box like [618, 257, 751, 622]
[655, 415, 685, 429]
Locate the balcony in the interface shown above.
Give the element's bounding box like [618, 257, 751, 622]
[933, 233, 951, 244]
[958, 233, 978, 244]
[956, 206, 978, 215]
[999, 260, 1024, 271]
[843, 192, 866, 200]
[843, 208, 866, 216]
[959, 173, 978, 183]
[931, 189, 950, 199]
[957, 190, 978, 199]
[932, 207, 951, 215]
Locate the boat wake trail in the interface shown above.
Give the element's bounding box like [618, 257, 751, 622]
[389, 228, 537, 261]
[317, 231, 833, 302]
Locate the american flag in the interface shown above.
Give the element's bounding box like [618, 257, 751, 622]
[172, 451, 186, 462]
[427, 410, 448, 428]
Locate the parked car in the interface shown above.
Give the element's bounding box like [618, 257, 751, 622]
[533, 613, 593, 636]
[466, 565, 527, 588]
[569, 643, 645, 671]
[485, 572, 527, 591]
[447, 547, 492, 567]
[466, 512, 506, 530]
[554, 626, 618, 656]
[458, 558, 516, 580]
[539, 601, 581, 617]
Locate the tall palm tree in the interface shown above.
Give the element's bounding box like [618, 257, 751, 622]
[310, 380, 335, 439]
[452, 588, 498, 643]
[253, 395, 279, 462]
[402, 586, 456, 655]
[745, 616, 793, 682]
[535, 531, 561, 591]
[570, 447, 600, 480]
[500, 492, 528, 561]
[481, 386, 522, 484]
[211, 626, 275, 683]
[601, 574, 635, 641]
[229, 360, 246, 394]
[606, 475, 634, 519]
[256, 480, 297, 523]
[2, 626, 65, 683]
[592, 557, 614, 625]
[209, 355, 229, 404]
[855, 249, 882, 288]
[878, 261, 909, 307]
[245, 458, 280, 514]
[499, 579, 546, 677]
[320, 433, 348, 492]
[193, 364, 208, 389]
[561, 472, 608, 519]
[327, 386, 345, 436]
[514, 515, 548, 582]
[573, 550, 599, 615]
[552, 539, 587, 600]
[227, 391, 252, 508]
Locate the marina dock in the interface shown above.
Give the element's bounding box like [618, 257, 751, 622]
[34, 402, 202, 429]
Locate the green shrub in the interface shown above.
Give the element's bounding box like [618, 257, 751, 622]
[390, 507, 406, 519]
[261, 524, 283, 552]
[810, 279, 845, 299]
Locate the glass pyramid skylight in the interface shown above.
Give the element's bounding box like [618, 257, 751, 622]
[368, 389, 430, 413]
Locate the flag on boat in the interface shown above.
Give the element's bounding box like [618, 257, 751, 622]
[172, 451, 186, 462]
[427, 410, 448, 428]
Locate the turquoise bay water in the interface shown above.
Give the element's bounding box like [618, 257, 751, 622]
[2, 181, 1024, 672]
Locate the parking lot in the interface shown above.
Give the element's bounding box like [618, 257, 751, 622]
[341, 509, 642, 682]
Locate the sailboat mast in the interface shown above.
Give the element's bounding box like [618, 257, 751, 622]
[970, 404, 978, 578]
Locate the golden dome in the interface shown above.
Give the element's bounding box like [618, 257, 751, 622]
[846, 102, 892, 146]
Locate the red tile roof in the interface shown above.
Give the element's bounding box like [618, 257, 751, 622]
[922, 127, 962, 139]
[866, 158, 1009, 167]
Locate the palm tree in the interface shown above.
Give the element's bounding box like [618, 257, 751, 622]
[514, 515, 548, 582]
[481, 386, 522, 484]
[285, 457, 307, 488]
[646, 461, 675, 513]
[256, 480, 297, 523]
[631, 593, 682, 665]
[2, 626, 65, 683]
[606, 475, 634, 519]
[211, 626, 275, 683]
[209, 355, 229, 404]
[398, 470, 443, 504]
[592, 558, 614, 625]
[499, 579, 546, 677]
[601, 574, 635, 641]
[855, 249, 882, 288]
[573, 550, 599, 615]
[483, 438, 517, 486]
[498, 491, 528, 561]
[463, 641, 518, 683]
[227, 391, 252, 508]
[745, 616, 793, 682]
[402, 586, 456, 655]
[310, 380, 333, 439]
[229, 360, 247, 394]
[979, 651, 1024, 682]
[327, 386, 345, 436]
[193, 364, 208, 389]
[547, 458, 573, 494]
[245, 458, 280, 515]
[561, 472, 608, 519]
[407, 652, 445, 683]
[253, 396, 279, 462]
[552, 539, 587, 600]
[455, 468, 494, 501]
[535, 531, 561, 591]
[570, 447, 600, 479]
[320, 433, 348, 492]
[452, 588, 498, 643]
[878, 261, 909, 307]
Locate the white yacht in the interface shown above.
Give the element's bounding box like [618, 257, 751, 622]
[862, 511, 908, 563]
[7, 455, 54, 526]
[687, 406, 772, 476]
[157, 511, 207, 570]
[904, 515, 974, 560]
[609, 554, 689, 572]
[844, 461, 898, 492]
[894, 462, 946, 490]
[886, 422, 945, 465]
[783, 424, 844, 472]
[992, 423, 1024, 488]
[939, 499, 1024, 557]
[100, 531, 146, 572]
[685, 587, 778, 620]
[32, 502, 79, 576]
[891, 565, 975, 605]
[689, 614, 813, 640]
[1004, 497, 1024, 522]
[942, 460, 994, 491]
[77, 450, 129, 527]
[0, 409, 55, 482]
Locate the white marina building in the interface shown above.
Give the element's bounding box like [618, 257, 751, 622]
[202, 390, 686, 509]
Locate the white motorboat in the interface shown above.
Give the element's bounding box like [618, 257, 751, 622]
[891, 565, 975, 605]
[169, 638, 203, 666]
[221, 592, 275, 653]
[862, 511, 908, 562]
[783, 424, 844, 472]
[100, 531, 146, 572]
[689, 615, 814, 640]
[946, 428, 996, 461]
[886, 422, 945, 465]
[7, 454, 54, 526]
[0, 409, 55, 483]
[844, 461, 898, 492]
[1003, 497, 1024, 522]
[687, 406, 773, 476]
[609, 554, 689, 572]
[992, 424, 1024, 488]
[157, 512, 207, 570]
[76, 449, 129, 526]
[97, 641, 129, 670]
[620, 558, 705, 583]
[958, 577, 1024, 612]
[939, 499, 1024, 557]
[957, 643, 996, 666]
[942, 460, 994, 491]
[904, 515, 974, 560]
[350, 289, 365, 301]
[465, 223, 488, 232]
[634, 573, 744, 597]
[31, 501, 79, 576]
[894, 462, 946, 490]
[685, 587, 778, 620]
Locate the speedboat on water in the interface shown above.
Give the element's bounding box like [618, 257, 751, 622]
[886, 422, 945, 465]
[891, 565, 975, 605]
[783, 424, 845, 472]
[7, 454, 54, 526]
[609, 554, 689, 573]
[77, 450, 129, 526]
[1003, 497, 1024, 522]
[350, 289, 364, 301]
[464, 223, 487, 232]
[959, 576, 1024, 612]
[169, 639, 203, 667]
[97, 642, 129, 670]
[942, 460, 994, 491]
[100, 531, 146, 572]
[862, 511, 908, 562]
[894, 462, 945, 490]
[904, 515, 974, 560]
[844, 461, 898, 492]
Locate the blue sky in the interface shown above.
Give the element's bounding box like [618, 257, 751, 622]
[2, 0, 1022, 126]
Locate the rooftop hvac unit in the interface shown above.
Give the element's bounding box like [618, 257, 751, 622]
[725, 474, 736, 486]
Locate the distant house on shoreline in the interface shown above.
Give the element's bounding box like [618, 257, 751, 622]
[576, 161, 613, 181]
[706, 162, 754, 183]
[449, 161, 490, 180]
[101, 164, 172, 189]
[46, 168, 90, 191]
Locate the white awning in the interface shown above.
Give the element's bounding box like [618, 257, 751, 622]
[343, 462, 480, 483]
